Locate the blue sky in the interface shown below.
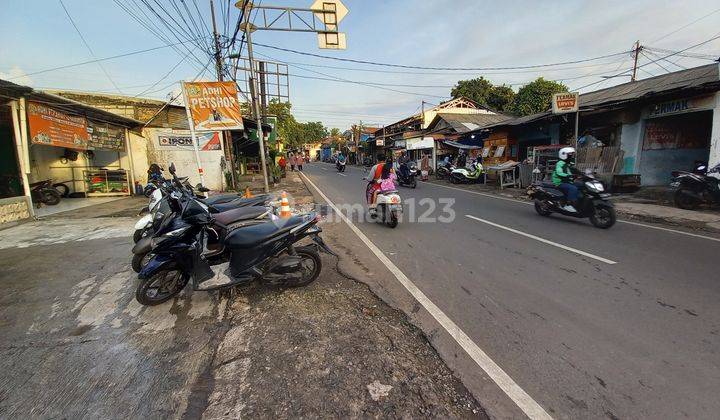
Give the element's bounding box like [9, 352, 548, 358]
[2, 0, 719, 129]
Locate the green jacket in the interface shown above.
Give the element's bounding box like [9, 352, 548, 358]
[552, 160, 573, 186]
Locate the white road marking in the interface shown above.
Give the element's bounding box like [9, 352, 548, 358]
[429, 181, 720, 243]
[465, 214, 617, 265]
[300, 171, 552, 420]
[321, 167, 328, 171]
[617, 219, 720, 243]
[337, 173, 347, 177]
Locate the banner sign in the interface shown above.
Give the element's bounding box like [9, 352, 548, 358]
[183, 81, 244, 131]
[27, 101, 89, 149]
[87, 120, 126, 151]
[157, 132, 221, 151]
[551, 92, 579, 114]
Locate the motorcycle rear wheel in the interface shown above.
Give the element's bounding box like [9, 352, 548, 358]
[674, 189, 700, 210]
[283, 246, 321, 288]
[590, 205, 616, 229]
[41, 189, 61, 205]
[411, 178, 417, 189]
[136, 270, 188, 306]
[534, 200, 552, 216]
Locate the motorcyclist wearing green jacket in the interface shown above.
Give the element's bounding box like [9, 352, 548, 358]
[553, 147, 578, 212]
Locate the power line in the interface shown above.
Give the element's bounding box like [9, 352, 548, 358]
[250, 42, 632, 71]
[5, 38, 208, 81]
[641, 51, 671, 74]
[58, 0, 124, 94]
[650, 7, 720, 43]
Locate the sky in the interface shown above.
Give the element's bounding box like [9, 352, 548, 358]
[2, 0, 720, 130]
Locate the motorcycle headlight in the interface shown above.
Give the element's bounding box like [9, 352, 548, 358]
[585, 181, 604, 192]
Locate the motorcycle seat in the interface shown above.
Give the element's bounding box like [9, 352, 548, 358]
[203, 193, 240, 206]
[213, 206, 268, 227]
[378, 190, 398, 195]
[225, 215, 308, 248]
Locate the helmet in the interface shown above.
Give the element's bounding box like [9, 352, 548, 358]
[559, 147, 576, 160]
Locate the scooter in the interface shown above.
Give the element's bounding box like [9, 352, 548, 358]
[135, 164, 333, 306]
[397, 163, 418, 189]
[365, 180, 402, 228]
[528, 172, 616, 229]
[435, 162, 455, 180]
[670, 162, 720, 210]
[30, 179, 62, 206]
[336, 158, 347, 172]
[449, 161, 484, 184]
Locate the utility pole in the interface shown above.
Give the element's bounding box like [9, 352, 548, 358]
[631, 40, 641, 82]
[209, 0, 237, 190]
[421, 100, 425, 128]
[242, 21, 270, 193]
[231, 0, 349, 192]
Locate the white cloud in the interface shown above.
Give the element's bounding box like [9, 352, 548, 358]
[0, 66, 33, 86]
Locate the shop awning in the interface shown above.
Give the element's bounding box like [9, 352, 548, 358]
[443, 140, 482, 150]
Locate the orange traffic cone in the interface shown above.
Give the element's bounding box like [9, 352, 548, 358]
[244, 186, 253, 198]
[279, 191, 292, 218]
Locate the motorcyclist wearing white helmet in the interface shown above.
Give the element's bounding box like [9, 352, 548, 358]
[553, 147, 579, 212]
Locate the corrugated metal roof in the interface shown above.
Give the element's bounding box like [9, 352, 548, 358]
[580, 63, 719, 107]
[478, 63, 720, 131]
[430, 112, 512, 132]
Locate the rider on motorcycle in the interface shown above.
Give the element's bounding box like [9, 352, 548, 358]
[367, 154, 391, 207]
[337, 151, 346, 163]
[553, 147, 579, 212]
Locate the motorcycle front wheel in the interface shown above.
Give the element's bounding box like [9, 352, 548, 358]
[283, 246, 321, 288]
[590, 205, 616, 229]
[136, 270, 188, 306]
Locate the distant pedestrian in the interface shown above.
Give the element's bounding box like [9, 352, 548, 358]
[295, 153, 304, 171]
[278, 155, 287, 174]
[420, 153, 430, 181]
[289, 152, 295, 172]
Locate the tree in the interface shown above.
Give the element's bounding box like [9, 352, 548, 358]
[510, 78, 568, 116]
[329, 127, 341, 138]
[301, 121, 328, 144]
[450, 77, 516, 112]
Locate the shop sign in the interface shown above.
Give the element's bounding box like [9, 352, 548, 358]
[406, 136, 434, 150]
[183, 81, 244, 131]
[87, 120, 126, 151]
[394, 139, 406, 148]
[551, 92, 579, 114]
[375, 138, 385, 146]
[647, 96, 714, 118]
[27, 101, 89, 149]
[157, 132, 221, 151]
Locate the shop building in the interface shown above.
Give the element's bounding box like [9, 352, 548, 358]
[468, 63, 720, 186]
[1, 80, 142, 224]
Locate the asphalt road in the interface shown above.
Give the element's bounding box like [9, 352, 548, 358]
[301, 162, 720, 419]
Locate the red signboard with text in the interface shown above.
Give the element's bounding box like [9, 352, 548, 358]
[27, 101, 89, 150]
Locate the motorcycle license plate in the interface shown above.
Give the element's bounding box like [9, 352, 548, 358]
[389, 204, 402, 211]
[670, 181, 680, 188]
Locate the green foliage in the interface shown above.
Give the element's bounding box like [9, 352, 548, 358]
[243, 99, 330, 150]
[329, 127, 341, 138]
[510, 78, 569, 116]
[450, 77, 516, 112]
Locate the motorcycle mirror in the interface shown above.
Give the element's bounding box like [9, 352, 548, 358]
[169, 163, 176, 175]
[198, 186, 210, 193]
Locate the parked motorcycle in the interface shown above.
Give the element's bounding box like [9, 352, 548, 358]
[30, 179, 62, 206]
[670, 163, 720, 210]
[134, 163, 332, 306]
[397, 162, 418, 188]
[450, 161, 484, 184]
[435, 161, 455, 180]
[528, 172, 616, 229]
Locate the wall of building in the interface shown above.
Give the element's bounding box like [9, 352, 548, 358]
[28, 144, 132, 193]
[620, 119, 643, 174]
[709, 91, 720, 171]
[144, 128, 225, 191]
[0, 197, 31, 226]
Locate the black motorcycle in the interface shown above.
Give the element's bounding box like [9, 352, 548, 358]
[528, 173, 616, 229]
[671, 163, 720, 210]
[397, 162, 418, 188]
[435, 162, 455, 180]
[30, 179, 62, 206]
[134, 163, 333, 306]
